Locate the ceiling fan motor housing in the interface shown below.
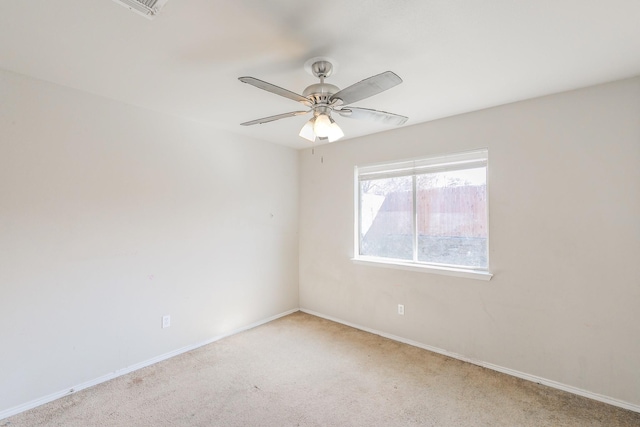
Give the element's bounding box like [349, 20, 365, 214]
[303, 83, 340, 106]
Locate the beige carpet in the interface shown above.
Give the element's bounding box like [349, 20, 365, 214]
[3, 312, 639, 426]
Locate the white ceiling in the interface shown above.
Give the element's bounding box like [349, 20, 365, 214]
[1, 1, 639, 149]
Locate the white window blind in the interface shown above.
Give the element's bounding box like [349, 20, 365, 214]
[357, 149, 488, 181]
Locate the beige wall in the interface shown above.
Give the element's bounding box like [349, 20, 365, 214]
[0, 69, 299, 413]
[299, 77, 640, 406]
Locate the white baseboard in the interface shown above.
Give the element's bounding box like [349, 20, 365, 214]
[0, 308, 299, 421]
[300, 308, 640, 414]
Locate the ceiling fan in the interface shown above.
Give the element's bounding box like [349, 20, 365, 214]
[238, 60, 408, 143]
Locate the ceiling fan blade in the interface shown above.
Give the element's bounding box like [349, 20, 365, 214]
[336, 107, 408, 126]
[330, 71, 402, 106]
[239, 77, 311, 106]
[240, 111, 309, 126]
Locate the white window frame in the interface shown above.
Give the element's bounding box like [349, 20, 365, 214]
[353, 149, 492, 281]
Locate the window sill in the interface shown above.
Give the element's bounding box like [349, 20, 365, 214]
[351, 257, 493, 281]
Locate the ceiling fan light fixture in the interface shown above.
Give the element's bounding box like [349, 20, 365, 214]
[299, 117, 316, 142]
[313, 113, 332, 138]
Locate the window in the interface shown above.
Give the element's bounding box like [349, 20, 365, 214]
[355, 149, 490, 279]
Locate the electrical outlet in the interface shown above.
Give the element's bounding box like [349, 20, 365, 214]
[398, 304, 405, 315]
[162, 315, 170, 328]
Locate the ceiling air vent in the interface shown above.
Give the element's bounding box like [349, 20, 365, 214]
[111, 0, 169, 19]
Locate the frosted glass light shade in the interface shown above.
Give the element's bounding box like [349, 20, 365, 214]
[313, 114, 332, 138]
[299, 117, 316, 142]
[327, 119, 344, 142]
